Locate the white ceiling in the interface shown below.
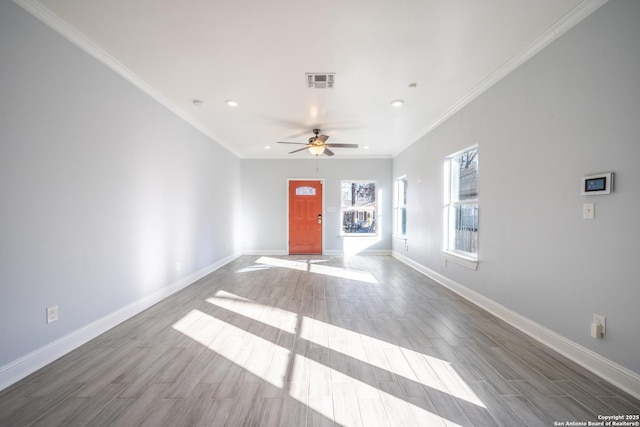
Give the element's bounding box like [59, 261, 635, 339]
[17, 0, 605, 158]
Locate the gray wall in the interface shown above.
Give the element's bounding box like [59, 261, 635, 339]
[0, 2, 241, 367]
[393, 0, 640, 374]
[2, 0, 638, 388]
[241, 159, 392, 254]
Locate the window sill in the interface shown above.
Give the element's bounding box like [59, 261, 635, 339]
[441, 250, 478, 270]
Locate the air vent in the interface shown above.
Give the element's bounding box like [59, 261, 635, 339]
[306, 73, 335, 89]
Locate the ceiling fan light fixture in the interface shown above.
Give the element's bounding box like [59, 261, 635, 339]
[308, 145, 326, 156]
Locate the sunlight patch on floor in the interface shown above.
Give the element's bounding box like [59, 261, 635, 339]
[255, 256, 378, 284]
[423, 354, 486, 408]
[172, 290, 486, 426]
[207, 290, 298, 334]
[301, 314, 486, 409]
[256, 256, 309, 271]
[172, 309, 290, 389]
[301, 355, 464, 427]
[236, 264, 273, 273]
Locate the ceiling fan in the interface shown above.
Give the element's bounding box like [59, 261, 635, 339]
[277, 129, 358, 156]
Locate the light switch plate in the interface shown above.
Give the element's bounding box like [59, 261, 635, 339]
[583, 203, 595, 220]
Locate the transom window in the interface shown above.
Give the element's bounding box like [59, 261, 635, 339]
[295, 186, 316, 196]
[443, 145, 478, 263]
[341, 181, 377, 235]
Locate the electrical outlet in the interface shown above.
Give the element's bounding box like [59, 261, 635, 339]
[46, 306, 58, 324]
[593, 314, 606, 335]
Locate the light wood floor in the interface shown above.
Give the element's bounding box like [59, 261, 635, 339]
[1, 255, 638, 426]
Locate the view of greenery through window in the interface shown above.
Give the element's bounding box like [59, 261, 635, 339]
[341, 181, 377, 234]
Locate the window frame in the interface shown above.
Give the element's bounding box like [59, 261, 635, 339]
[340, 180, 378, 237]
[442, 145, 479, 270]
[393, 175, 407, 238]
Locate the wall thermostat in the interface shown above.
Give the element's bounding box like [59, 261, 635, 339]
[581, 172, 613, 195]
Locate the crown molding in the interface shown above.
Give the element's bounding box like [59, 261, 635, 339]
[11, 0, 242, 158]
[12, 0, 609, 161]
[396, 0, 610, 158]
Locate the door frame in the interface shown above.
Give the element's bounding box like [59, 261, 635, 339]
[286, 178, 324, 255]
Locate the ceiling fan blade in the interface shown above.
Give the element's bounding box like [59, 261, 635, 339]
[323, 148, 335, 156]
[316, 135, 329, 143]
[278, 141, 307, 145]
[325, 143, 359, 148]
[288, 146, 311, 154]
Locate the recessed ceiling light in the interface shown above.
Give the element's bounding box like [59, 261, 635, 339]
[226, 100, 238, 107]
[264, 145, 271, 150]
[192, 99, 204, 107]
[364, 145, 370, 150]
[391, 99, 404, 107]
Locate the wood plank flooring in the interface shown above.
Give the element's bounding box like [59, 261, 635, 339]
[1, 255, 638, 426]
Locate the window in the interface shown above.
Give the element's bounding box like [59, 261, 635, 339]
[341, 181, 377, 235]
[295, 186, 316, 196]
[443, 146, 478, 265]
[393, 176, 407, 237]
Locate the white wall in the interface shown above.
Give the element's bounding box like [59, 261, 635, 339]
[393, 0, 640, 376]
[0, 1, 241, 377]
[241, 159, 392, 254]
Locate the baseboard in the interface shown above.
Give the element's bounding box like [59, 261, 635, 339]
[0, 252, 241, 392]
[391, 251, 640, 400]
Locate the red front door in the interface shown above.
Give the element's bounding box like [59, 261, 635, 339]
[289, 180, 323, 254]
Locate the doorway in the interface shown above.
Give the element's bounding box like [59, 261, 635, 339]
[288, 179, 323, 254]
